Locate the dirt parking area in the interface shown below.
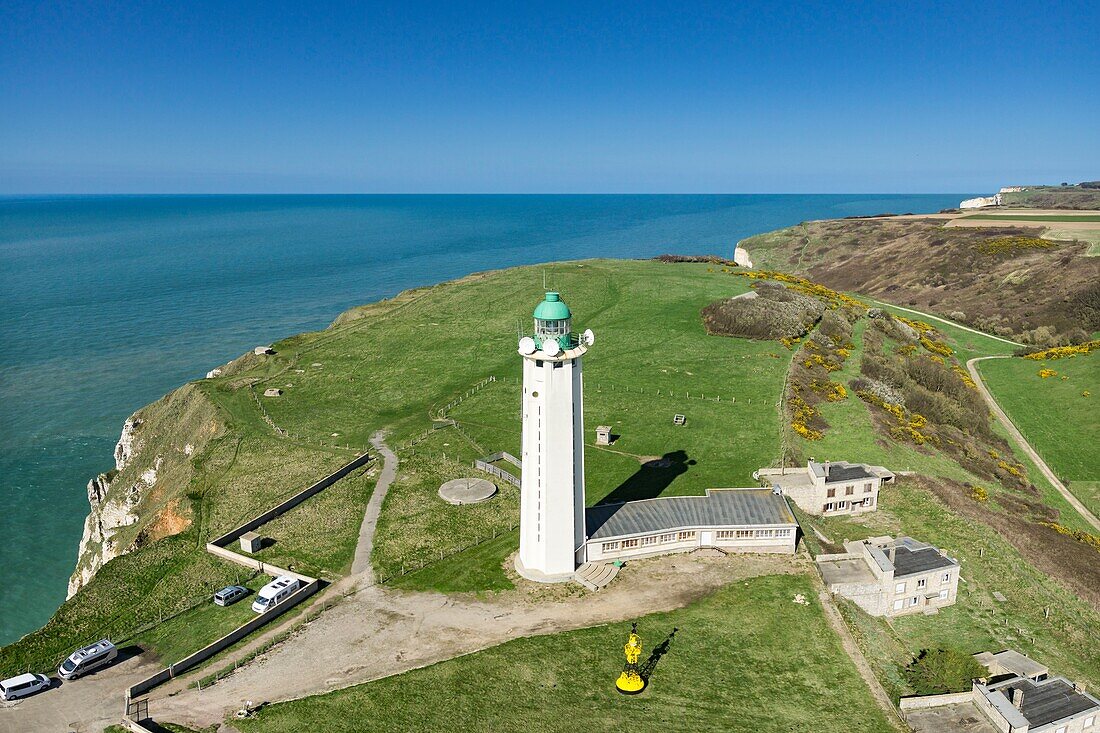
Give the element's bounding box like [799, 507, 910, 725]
[150, 552, 810, 729]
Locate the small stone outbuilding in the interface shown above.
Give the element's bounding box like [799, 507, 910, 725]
[239, 531, 262, 554]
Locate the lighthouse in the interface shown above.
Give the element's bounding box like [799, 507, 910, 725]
[515, 292, 594, 582]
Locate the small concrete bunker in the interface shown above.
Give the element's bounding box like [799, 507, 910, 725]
[239, 531, 262, 554]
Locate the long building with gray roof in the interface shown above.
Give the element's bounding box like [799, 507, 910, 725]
[583, 488, 799, 563]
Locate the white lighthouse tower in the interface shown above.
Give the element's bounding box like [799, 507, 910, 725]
[515, 292, 594, 582]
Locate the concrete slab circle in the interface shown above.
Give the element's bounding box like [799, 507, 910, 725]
[439, 477, 497, 505]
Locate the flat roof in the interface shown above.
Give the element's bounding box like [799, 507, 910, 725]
[987, 677, 1100, 728]
[586, 489, 796, 540]
[892, 544, 957, 577]
[818, 557, 876, 586]
[974, 650, 1049, 680]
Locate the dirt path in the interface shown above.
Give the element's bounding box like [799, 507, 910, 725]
[867, 300, 1023, 347]
[350, 432, 397, 577]
[149, 554, 807, 729]
[815, 586, 907, 731]
[967, 356, 1100, 532]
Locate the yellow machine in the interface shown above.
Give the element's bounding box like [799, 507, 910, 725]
[615, 622, 646, 694]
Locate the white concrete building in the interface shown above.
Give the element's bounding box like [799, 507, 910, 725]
[756, 459, 894, 517]
[818, 536, 960, 617]
[974, 675, 1099, 733]
[515, 292, 594, 582]
[584, 488, 798, 562]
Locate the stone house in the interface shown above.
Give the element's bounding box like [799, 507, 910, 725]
[756, 459, 895, 517]
[817, 536, 959, 617]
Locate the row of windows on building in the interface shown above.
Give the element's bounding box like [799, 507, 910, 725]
[600, 527, 793, 553]
[826, 482, 874, 497]
[823, 497, 875, 512]
[892, 589, 950, 610]
[895, 572, 952, 594]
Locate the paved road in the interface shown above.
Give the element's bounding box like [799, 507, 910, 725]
[350, 432, 397, 577]
[967, 356, 1100, 532]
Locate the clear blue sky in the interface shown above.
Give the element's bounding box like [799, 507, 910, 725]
[2, 0, 1098, 193]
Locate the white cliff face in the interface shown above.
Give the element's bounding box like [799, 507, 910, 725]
[68, 416, 159, 598]
[734, 246, 753, 269]
[960, 194, 1003, 209]
[114, 416, 142, 472]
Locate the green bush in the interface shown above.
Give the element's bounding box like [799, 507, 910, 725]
[905, 648, 987, 695]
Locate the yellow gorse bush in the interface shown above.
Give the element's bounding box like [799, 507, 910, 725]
[1024, 340, 1099, 360]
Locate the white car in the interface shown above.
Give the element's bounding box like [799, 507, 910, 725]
[0, 673, 50, 701]
[58, 638, 118, 680]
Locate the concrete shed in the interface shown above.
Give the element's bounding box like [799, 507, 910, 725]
[239, 531, 262, 554]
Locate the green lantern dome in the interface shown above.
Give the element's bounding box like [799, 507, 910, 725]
[533, 292, 571, 321]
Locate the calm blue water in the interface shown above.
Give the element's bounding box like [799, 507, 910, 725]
[0, 193, 968, 644]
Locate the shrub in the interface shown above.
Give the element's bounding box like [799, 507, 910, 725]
[702, 282, 825, 340]
[905, 648, 988, 695]
[975, 236, 1055, 256]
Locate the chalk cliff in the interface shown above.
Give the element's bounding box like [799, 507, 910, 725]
[67, 383, 223, 597]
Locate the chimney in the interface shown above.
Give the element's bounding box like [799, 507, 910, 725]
[1011, 688, 1024, 709]
[888, 546, 896, 564]
[1074, 682, 1087, 694]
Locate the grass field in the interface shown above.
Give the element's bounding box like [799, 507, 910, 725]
[960, 214, 1100, 222]
[799, 480, 1100, 700]
[249, 465, 377, 579]
[976, 353, 1099, 517]
[235, 574, 895, 733]
[130, 573, 268, 663]
[3, 259, 793, 675]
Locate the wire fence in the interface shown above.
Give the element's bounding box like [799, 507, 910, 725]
[375, 522, 519, 585]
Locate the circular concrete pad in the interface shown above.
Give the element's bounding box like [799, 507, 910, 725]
[439, 477, 497, 505]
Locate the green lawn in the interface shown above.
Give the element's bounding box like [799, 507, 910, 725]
[235, 574, 895, 733]
[977, 353, 1100, 516]
[130, 573, 268, 663]
[961, 214, 1100, 222]
[801, 481, 1100, 700]
[249, 465, 376, 579]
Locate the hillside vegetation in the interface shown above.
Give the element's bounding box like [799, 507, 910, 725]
[1000, 184, 1100, 210]
[739, 218, 1099, 343]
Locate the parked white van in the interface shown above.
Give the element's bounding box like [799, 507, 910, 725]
[0, 673, 50, 700]
[251, 575, 300, 614]
[58, 639, 117, 680]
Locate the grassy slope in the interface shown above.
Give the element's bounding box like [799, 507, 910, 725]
[799, 482, 1100, 700]
[738, 218, 1100, 341]
[235, 574, 894, 733]
[976, 353, 1100, 517]
[1000, 186, 1100, 210]
[4, 259, 788, 675]
[358, 260, 791, 587]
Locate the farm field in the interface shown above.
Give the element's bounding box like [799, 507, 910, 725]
[960, 214, 1100, 222]
[234, 574, 896, 733]
[976, 353, 1100, 517]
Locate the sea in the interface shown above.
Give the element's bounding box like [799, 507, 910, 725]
[0, 193, 969, 645]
